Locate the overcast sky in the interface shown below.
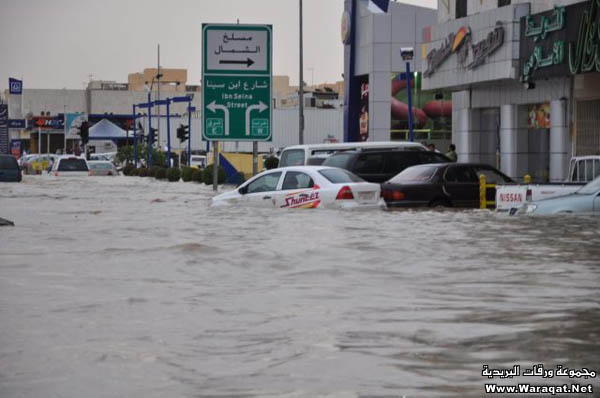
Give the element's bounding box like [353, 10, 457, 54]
[0, 0, 436, 92]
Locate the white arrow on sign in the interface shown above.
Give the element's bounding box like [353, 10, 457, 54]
[207, 100, 230, 136]
[245, 101, 268, 136]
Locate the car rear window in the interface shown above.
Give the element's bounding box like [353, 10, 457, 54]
[90, 162, 113, 170]
[389, 165, 438, 183]
[318, 168, 364, 183]
[58, 158, 88, 171]
[321, 152, 354, 169]
[279, 149, 305, 167]
[0, 156, 18, 169]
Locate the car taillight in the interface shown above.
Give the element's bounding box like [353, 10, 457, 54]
[54, 172, 59, 176]
[88, 171, 92, 176]
[392, 190, 405, 201]
[526, 188, 532, 201]
[336, 186, 354, 200]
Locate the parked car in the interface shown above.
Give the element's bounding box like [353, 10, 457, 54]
[495, 155, 600, 212]
[212, 166, 385, 209]
[88, 160, 118, 176]
[322, 149, 451, 183]
[278, 141, 426, 167]
[516, 176, 600, 215]
[381, 163, 513, 208]
[50, 156, 90, 177]
[0, 154, 22, 182]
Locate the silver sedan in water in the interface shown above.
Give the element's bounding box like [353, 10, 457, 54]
[518, 176, 600, 215]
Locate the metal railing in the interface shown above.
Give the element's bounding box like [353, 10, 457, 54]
[480, 174, 532, 210]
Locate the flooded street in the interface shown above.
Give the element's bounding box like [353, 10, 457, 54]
[1, 175, 599, 397]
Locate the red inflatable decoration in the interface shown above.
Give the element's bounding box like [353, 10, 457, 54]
[422, 100, 452, 118]
[390, 97, 428, 126]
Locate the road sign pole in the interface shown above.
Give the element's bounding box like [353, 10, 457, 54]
[213, 142, 218, 191]
[252, 141, 258, 176]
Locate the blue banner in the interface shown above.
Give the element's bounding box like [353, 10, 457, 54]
[8, 119, 25, 129]
[0, 105, 8, 154]
[9, 78, 23, 95]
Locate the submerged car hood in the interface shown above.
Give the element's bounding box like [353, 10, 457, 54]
[532, 193, 594, 213]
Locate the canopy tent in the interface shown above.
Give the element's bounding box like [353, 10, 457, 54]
[89, 119, 128, 140]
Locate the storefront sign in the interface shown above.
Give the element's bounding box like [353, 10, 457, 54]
[424, 23, 504, 77]
[569, 0, 600, 74]
[520, 1, 599, 82]
[27, 116, 64, 130]
[468, 22, 504, 69]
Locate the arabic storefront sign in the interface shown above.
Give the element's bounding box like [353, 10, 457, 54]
[520, 1, 599, 82]
[202, 24, 272, 142]
[0, 105, 8, 154]
[569, 0, 600, 74]
[424, 23, 504, 77]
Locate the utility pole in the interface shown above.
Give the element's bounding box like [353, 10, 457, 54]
[299, 0, 304, 145]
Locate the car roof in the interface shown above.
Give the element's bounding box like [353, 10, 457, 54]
[282, 141, 425, 151]
[88, 160, 113, 164]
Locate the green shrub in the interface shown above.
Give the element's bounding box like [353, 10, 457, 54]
[192, 168, 203, 183]
[203, 164, 226, 185]
[123, 164, 135, 176]
[148, 166, 160, 178]
[181, 166, 194, 182]
[166, 168, 181, 182]
[264, 156, 279, 170]
[138, 168, 149, 177]
[155, 167, 167, 180]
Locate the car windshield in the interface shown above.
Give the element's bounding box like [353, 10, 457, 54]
[389, 165, 437, 183]
[318, 168, 364, 183]
[0, 156, 18, 169]
[321, 153, 353, 169]
[58, 158, 88, 171]
[576, 176, 600, 195]
[279, 149, 305, 167]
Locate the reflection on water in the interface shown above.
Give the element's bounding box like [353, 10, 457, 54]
[1, 176, 599, 397]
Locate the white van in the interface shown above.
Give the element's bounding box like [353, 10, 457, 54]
[279, 141, 427, 167]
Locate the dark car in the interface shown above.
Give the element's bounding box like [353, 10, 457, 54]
[381, 163, 513, 208]
[321, 149, 451, 183]
[0, 155, 22, 182]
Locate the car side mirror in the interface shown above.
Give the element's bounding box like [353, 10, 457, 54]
[238, 186, 248, 195]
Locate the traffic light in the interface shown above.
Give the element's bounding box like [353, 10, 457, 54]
[79, 121, 89, 146]
[149, 127, 157, 145]
[177, 124, 189, 143]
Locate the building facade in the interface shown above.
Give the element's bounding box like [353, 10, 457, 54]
[422, 0, 600, 182]
[343, 0, 437, 142]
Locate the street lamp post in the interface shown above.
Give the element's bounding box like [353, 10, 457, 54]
[299, 0, 304, 145]
[401, 47, 415, 142]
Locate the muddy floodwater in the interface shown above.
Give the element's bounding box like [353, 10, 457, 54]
[1, 175, 599, 398]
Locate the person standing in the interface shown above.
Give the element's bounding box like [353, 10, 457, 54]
[446, 144, 457, 162]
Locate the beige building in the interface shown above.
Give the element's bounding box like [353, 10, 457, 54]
[128, 68, 189, 92]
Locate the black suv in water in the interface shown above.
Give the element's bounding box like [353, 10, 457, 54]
[321, 149, 451, 183]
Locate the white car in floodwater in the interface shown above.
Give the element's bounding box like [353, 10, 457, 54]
[212, 166, 385, 209]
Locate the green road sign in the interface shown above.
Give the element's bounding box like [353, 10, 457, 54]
[202, 24, 272, 141]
